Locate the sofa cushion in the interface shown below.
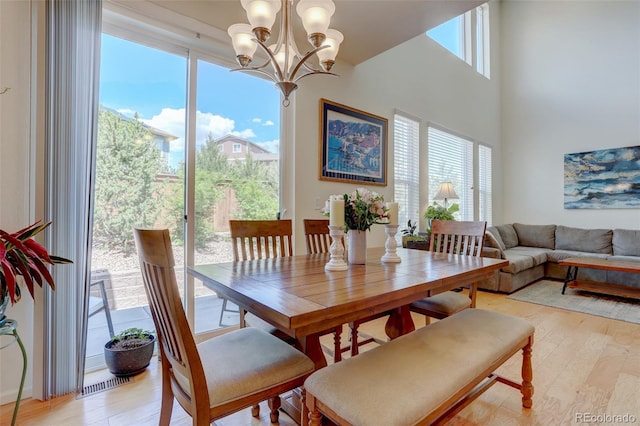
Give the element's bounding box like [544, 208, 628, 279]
[612, 229, 640, 256]
[486, 226, 506, 250]
[506, 246, 550, 266]
[484, 228, 506, 259]
[513, 223, 556, 249]
[495, 224, 519, 249]
[501, 250, 535, 274]
[555, 225, 612, 254]
[545, 250, 609, 263]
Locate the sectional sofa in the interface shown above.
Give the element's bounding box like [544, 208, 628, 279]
[479, 223, 640, 294]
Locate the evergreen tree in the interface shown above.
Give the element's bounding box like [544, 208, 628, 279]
[94, 107, 162, 252]
[230, 151, 279, 220]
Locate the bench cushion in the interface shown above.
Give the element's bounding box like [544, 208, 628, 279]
[305, 309, 534, 426]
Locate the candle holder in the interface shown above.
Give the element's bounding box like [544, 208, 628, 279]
[381, 224, 401, 263]
[325, 225, 348, 271]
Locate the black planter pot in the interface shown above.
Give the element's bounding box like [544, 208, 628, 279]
[104, 334, 155, 377]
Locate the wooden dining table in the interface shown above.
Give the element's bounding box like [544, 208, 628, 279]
[188, 246, 508, 422]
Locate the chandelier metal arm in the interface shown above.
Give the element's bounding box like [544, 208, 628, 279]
[293, 70, 338, 84]
[255, 38, 286, 82]
[289, 44, 329, 81]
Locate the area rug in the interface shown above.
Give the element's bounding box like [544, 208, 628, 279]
[507, 280, 640, 325]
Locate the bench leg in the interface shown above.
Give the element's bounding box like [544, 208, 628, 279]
[521, 336, 534, 408]
[306, 393, 322, 426]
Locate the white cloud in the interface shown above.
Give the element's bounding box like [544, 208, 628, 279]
[263, 120, 275, 126]
[257, 138, 280, 154]
[231, 128, 257, 139]
[141, 107, 266, 167]
[252, 118, 262, 124]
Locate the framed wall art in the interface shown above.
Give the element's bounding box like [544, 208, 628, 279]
[564, 145, 640, 209]
[319, 99, 388, 186]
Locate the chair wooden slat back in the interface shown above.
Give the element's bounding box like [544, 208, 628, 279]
[303, 219, 332, 254]
[429, 220, 487, 257]
[133, 228, 209, 418]
[229, 219, 293, 261]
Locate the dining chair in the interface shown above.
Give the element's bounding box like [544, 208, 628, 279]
[88, 279, 114, 338]
[133, 228, 314, 426]
[302, 219, 384, 359]
[217, 219, 294, 327]
[410, 219, 487, 324]
[302, 219, 346, 362]
[303, 219, 333, 254]
[228, 219, 293, 334]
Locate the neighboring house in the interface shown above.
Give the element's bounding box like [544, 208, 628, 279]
[215, 134, 278, 165]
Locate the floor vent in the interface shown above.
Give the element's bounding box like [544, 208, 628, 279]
[79, 376, 132, 398]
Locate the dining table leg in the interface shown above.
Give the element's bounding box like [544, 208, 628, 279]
[384, 305, 415, 340]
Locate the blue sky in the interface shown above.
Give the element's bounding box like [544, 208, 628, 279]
[99, 34, 281, 168]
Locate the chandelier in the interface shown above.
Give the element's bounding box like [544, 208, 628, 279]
[228, 0, 343, 106]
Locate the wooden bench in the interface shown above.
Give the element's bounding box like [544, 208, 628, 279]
[303, 309, 534, 425]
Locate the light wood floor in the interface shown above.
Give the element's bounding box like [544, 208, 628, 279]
[2, 290, 639, 425]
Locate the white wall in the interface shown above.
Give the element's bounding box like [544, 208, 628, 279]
[0, 0, 36, 404]
[291, 1, 503, 249]
[501, 0, 640, 229]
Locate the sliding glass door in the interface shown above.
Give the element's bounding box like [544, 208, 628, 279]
[86, 30, 280, 373]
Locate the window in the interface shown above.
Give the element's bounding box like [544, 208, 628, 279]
[478, 144, 492, 225]
[233, 143, 242, 153]
[393, 113, 421, 229]
[219, 145, 224, 152]
[427, 126, 474, 221]
[476, 3, 490, 78]
[427, 5, 490, 78]
[426, 13, 471, 65]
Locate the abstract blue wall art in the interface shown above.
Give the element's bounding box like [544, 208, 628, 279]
[564, 145, 640, 209]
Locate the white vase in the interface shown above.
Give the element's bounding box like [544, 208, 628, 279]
[347, 230, 367, 264]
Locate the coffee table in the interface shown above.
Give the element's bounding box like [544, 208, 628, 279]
[559, 257, 640, 299]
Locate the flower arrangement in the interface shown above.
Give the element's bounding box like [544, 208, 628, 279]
[0, 221, 72, 306]
[323, 187, 388, 232]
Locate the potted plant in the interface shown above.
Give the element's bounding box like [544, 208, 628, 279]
[0, 221, 72, 325]
[104, 327, 156, 377]
[424, 202, 459, 234]
[400, 220, 423, 248]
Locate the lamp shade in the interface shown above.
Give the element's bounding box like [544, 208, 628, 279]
[434, 182, 459, 200]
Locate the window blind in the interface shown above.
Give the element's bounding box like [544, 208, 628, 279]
[393, 114, 420, 229]
[427, 126, 474, 221]
[478, 144, 493, 225]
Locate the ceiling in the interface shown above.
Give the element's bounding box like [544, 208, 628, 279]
[149, 0, 486, 65]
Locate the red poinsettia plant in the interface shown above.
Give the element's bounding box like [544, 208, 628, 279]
[0, 221, 72, 305]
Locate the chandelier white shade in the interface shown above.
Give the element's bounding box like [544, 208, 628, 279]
[228, 0, 343, 105]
